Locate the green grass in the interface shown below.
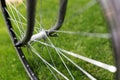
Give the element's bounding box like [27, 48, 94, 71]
[0, 0, 115, 80]
[0, 10, 28, 80]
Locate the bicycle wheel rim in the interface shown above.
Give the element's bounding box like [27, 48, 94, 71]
[0, 0, 38, 79]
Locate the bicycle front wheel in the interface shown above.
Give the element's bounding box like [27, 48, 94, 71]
[1, 0, 120, 80]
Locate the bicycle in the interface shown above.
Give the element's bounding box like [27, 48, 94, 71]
[0, 0, 120, 80]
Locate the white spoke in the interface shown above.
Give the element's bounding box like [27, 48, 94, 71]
[66, 0, 97, 22]
[60, 49, 117, 73]
[45, 46, 57, 68]
[46, 65, 59, 80]
[58, 50, 96, 80]
[53, 48, 75, 80]
[8, 18, 26, 26]
[27, 45, 59, 80]
[9, 4, 27, 21]
[56, 30, 111, 38]
[36, 40, 116, 73]
[10, 28, 21, 40]
[10, 4, 26, 33]
[7, 6, 24, 37]
[34, 40, 96, 80]
[29, 44, 69, 80]
[38, 36, 75, 80]
[77, 0, 97, 14]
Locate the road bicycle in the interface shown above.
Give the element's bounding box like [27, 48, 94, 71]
[1, 0, 120, 80]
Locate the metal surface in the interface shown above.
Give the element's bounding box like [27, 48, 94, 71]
[0, 0, 38, 79]
[99, 0, 120, 79]
[16, 0, 37, 46]
[47, 0, 68, 36]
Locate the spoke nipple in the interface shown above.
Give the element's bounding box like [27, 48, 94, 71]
[27, 65, 29, 67]
[32, 73, 34, 76]
[22, 56, 24, 58]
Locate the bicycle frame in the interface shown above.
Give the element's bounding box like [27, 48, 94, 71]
[0, 0, 67, 79]
[16, 0, 68, 46]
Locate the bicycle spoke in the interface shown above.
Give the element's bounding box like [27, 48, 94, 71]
[56, 30, 111, 38]
[29, 44, 69, 80]
[32, 39, 97, 79]
[35, 40, 116, 73]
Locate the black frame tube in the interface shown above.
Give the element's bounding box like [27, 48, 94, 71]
[47, 0, 68, 36]
[16, 0, 37, 46]
[16, 0, 68, 46]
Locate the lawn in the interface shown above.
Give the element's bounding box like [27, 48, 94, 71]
[0, 9, 28, 80]
[0, 0, 115, 80]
